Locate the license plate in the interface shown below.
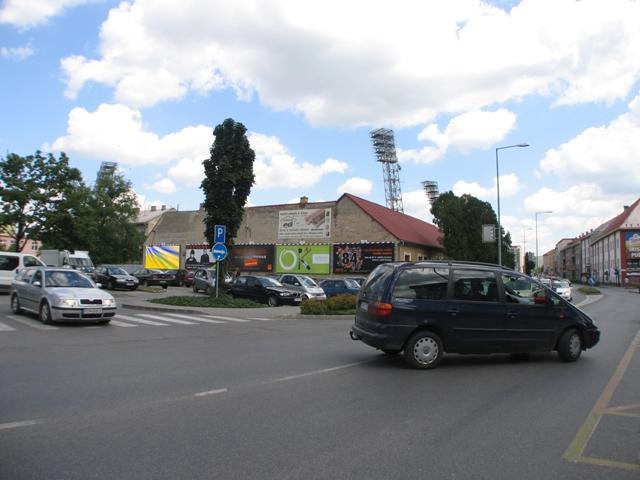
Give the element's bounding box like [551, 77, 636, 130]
[84, 308, 102, 315]
[359, 301, 368, 312]
[294, 298, 301, 303]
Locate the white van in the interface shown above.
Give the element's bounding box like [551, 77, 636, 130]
[0, 252, 46, 292]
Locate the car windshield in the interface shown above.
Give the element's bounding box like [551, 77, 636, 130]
[552, 281, 564, 289]
[344, 278, 360, 288]
[68, 257, 93, 267]
[298, 275, 318, 287]
[110, 267, 129, 275]
[45, 271, 94, 288]
[259, 277, 283, 287]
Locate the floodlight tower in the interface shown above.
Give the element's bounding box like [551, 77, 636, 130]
[370, 128, 404, 212]
[98, 161, 118, 178]
[422, 180, 439, 206]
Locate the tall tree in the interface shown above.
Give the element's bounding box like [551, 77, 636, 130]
[524, 251, 536, 275]
[431, 191, 515, 267]
[201, 118, 255, 256]
[0, 151, 83, 251]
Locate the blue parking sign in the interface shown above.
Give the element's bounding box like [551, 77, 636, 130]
[214, 225, 226, 244]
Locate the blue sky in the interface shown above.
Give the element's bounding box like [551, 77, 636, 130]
[1, 0, 640, 255]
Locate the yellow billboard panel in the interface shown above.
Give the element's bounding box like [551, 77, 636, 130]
[145, 245, 180, 270]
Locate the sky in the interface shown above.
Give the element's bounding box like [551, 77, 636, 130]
[1, 0, 639, 257]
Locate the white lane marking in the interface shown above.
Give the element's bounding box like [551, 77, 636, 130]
[7, 315, 58, 330]
[116, 314, 169, 326]
[194, 388, 228, 397]
[135, 313, 196, 325]
[0, 321, 16, 331]
[0, 419, 43, 430]
[161, 313, 225, 324]
[203, 315, 250, 323]
[247, 317, 274, 321]
[271, 361, 370, 383]
[109, 319, 138, 327]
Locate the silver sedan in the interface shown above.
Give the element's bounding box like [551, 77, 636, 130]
[10, 267, 117, 324]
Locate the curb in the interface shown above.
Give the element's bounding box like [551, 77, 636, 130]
[575, 294, 604, 309]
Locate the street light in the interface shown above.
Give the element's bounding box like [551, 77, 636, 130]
[495, 143, 529, 266]
[535, 210, 553, 271]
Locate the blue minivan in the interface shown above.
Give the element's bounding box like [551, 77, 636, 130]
[350, 261, 600, 369]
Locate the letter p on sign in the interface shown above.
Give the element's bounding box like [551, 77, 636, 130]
[214, 225, 226, 244]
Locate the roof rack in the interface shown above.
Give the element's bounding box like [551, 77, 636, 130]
[406, 259, 514, 270]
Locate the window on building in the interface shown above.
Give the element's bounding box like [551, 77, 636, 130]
[404, 253, 411, 261]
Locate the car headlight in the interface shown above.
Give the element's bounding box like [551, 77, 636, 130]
[102, 298, 116, 307]
[55, 298, 79, 308]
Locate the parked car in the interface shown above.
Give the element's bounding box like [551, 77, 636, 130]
[10, 267, 117, 324]
[0, 252, 45, 293]
[227, 275, 302, 306]
[95, 266, 139, 290]
[350, 261, 600, 369]
[183, 270, 195, 287]
[192, 268, 217, 294]
[552, 279, 573, 301]
[162, 269, 187, 286]
[347, 277, 367, 287]
[274, 274, 326, 300]
[318, 278, 361, 297]
[131, 268, 173, 288]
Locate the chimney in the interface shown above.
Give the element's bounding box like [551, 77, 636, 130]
[150, 205, 157, 212]
[624, 205, 630, 211]
[300, 196, 308, 208]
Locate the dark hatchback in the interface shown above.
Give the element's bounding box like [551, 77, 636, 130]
[227, 275, 302, 306]
[350, 261, 600, 369]
[95, 266, 139, 291]
[131, 268, 174, 288]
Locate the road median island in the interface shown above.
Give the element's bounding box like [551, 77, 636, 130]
[148, 294, 262, 308]
[300, 294, 356, 316]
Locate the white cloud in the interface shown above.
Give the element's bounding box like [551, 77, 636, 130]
[249, 133, 348, 189]
[0, 0, 90, 28]
[402, 189, 434, 222]
[47, 103, 211, 166]
[452, 173, 521, 199]
[60, 0, 640, 125]
[336, 177, 373, 196]
[399, 109, 517, 163]
[0, 44, 34, 60]
[539, 91, 640, 194]
[168, 158, 204, 187]
[151, 178, 176, 194]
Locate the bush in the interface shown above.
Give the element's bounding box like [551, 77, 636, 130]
[149, 294, 261, 308]
[301, 294, 357, 315]
[578, 286, 601, 295]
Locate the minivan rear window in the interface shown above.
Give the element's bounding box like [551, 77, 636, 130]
[361, 264, 395, 298]
[393, 267, 449, 300]
[0, 255, 20, 271]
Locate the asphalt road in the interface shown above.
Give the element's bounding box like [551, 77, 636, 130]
[0, 287, 638, 480]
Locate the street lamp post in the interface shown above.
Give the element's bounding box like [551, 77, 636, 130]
[495, 143, 529, 266]
[535, 210, 553, 271]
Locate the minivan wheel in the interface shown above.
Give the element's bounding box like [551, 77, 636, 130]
[39, 301, 53, 325]
[557, 329, 582, 362]
[267, 295, 279, 307]
[11, 294, 23, 314]
[404, 331, 443, 369]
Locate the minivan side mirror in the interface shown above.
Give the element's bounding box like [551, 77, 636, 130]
[33, 281, 41, 287]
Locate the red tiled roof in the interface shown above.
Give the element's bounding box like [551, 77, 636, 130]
[340, 194, 443, 249]
[592, 198, 640, 242]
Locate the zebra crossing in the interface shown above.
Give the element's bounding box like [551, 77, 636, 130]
[0, 310, 289, 332]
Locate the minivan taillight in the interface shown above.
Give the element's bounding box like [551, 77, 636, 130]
[370, 301, 392, 317]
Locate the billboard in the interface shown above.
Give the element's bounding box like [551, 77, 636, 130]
[278, 208, 331, 239]
[229, 244, 275, 272]
[185, 243, 215, 270]
[275, 244, 331, 274]
[333, 243, 395, 274]
[145, 244, 180, 270]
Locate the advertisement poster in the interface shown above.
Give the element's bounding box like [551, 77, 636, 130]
[184, 243, 215, 270]
[145, 245, 180, 270]
[625, 232, 640, 258]
[333, 243, 395, 273]
[278, 209, 331, 239]
[275, 244, 331, 274]
[229, 244, 275, 272]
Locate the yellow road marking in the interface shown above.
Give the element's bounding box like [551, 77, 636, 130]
[563, 329, 640, 471]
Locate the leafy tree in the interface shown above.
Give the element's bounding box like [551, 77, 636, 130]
[201, 118, 255, 266]
[0, 151, 83, 252]
[431, 191, 515, 267]
[524, 251, 536, 275]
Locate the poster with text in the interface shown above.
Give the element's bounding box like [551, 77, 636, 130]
[229, 245, 275, 272]
[333, 243, 395, 273]
[145, 245, 180, 270]
[278, 209, 331, 239]
[275, 244, 331, 274]
[185, 243, 215, 270]
[625, 232, 640, 260]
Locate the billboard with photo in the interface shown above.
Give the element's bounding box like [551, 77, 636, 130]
[278, 208, 331, 239]
[145, 244, 180, 270]
[184, 243, 215, 270]
[275, 244, 331, 274]
[229, 244, 275, 272]
[333, 243, 395, 274]
[625, 231, 640, 272]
